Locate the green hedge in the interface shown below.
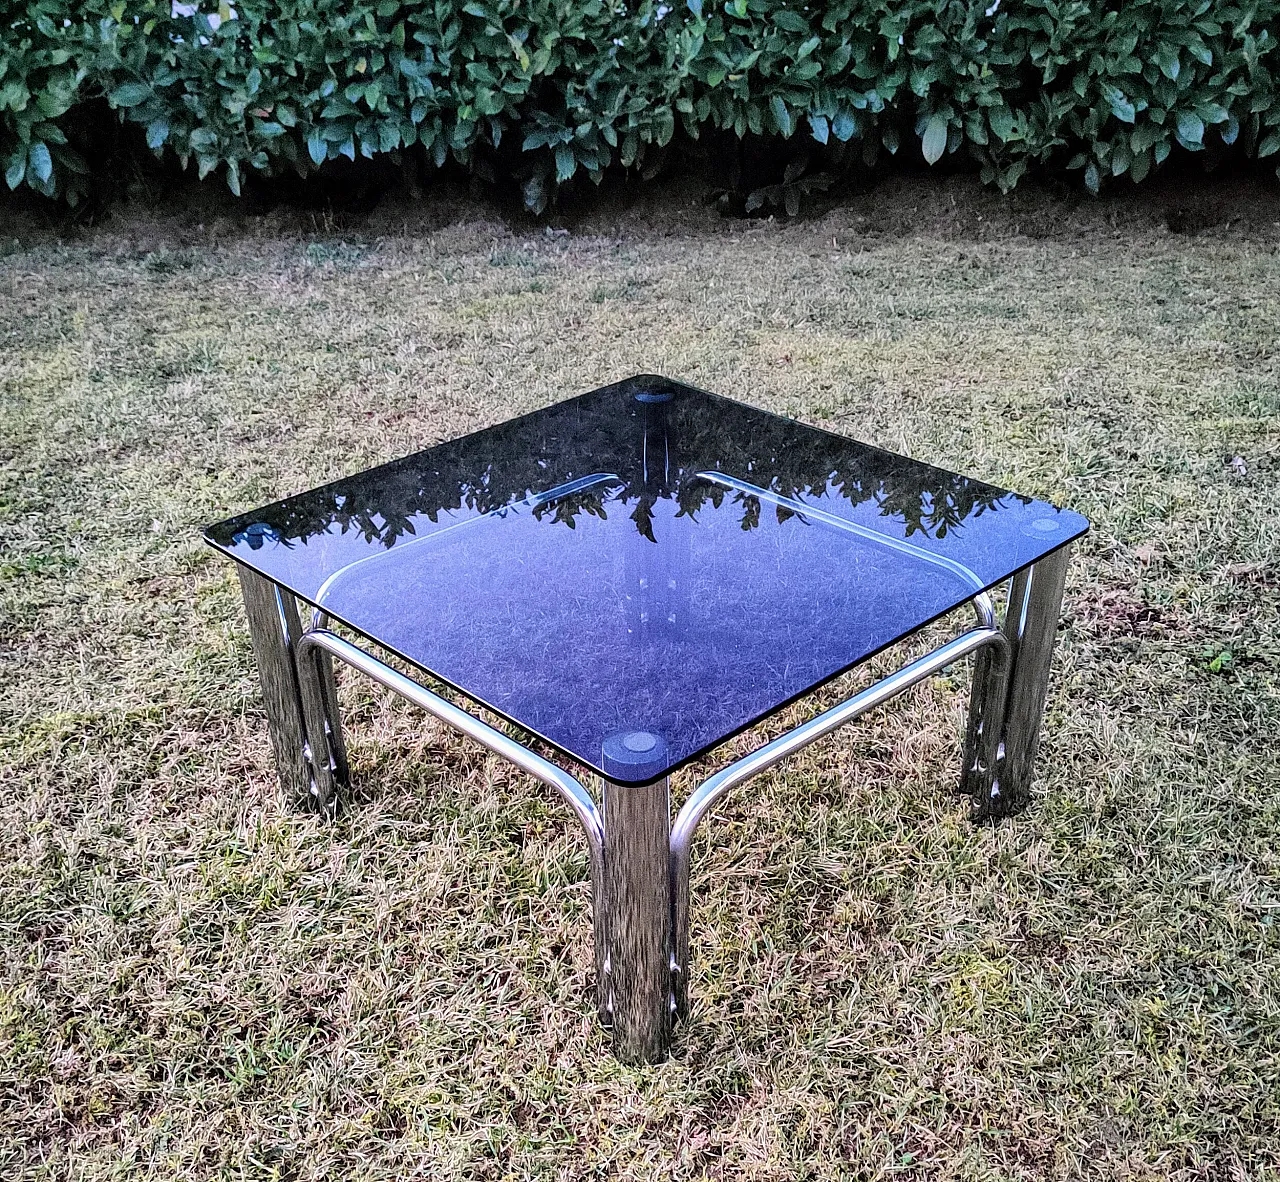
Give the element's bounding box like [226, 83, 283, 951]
[3, 0, 1279, 209]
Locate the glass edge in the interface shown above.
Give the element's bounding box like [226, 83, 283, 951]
[202, 519, 1088, 788]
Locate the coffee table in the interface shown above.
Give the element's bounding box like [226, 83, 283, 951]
[205, 375, 1088, 1063]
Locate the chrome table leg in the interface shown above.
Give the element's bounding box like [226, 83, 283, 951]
[960, 591, 1007, 799]
[968, 545, 1072, 821]
[959, 640, 1006, 798]
[600, 776, 674, 1064]
[293, 624, 350, 815]
[237, 567, 312, 807]
[236, 567, 348, 812]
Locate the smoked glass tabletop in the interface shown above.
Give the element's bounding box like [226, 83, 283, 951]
[206, 375, 1088, 785]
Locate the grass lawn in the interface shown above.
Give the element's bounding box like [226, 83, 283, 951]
[2, 176, 1279, 1180]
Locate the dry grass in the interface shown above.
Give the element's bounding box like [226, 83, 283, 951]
[2, 175, 1279, 1180]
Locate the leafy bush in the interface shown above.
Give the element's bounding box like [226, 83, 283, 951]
[3, 0, 1279, 210]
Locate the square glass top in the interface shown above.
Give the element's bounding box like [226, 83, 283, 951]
[206, 376, 1087, 785]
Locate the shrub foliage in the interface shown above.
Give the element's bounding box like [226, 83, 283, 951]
[3, 0, 1278, 208]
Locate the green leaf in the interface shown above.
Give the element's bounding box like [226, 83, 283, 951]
[686, 0, 702, 16]
[770, 96, 792, 138]
[988, 105, 1015, 142]
[1104, 86, 1135, 124]
[921, 113, 948, 164]
[307, 129, 327, 165]
[0, 80, 31, 114]
[808, 114, 828, 144]
[831, 109, 856, 142]
[109, 82, 152, 109]
[146, 119, 170, 150]
[5, 151, 26, 191]
[555, 143, 575, 182]
[28, 142, 52, 185]
[1257, 133, 1280, 158]
[774, 11, 809, 33]
[1176, 110, 1204, 145]
[654, 107, 674, 146]
[1131, 123, 1162, 152]
[1188, 40, 1213, 66]
[1084, 161, 1100, 194]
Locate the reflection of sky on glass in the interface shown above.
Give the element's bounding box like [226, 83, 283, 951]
[207, 376, 1087, 782]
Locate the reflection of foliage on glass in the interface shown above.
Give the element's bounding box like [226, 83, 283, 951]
[532, 486, 612, 530]
[208, 376, 1015, 550]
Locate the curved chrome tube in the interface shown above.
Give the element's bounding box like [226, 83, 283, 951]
[671, 626, 1007, 860]
[527, 471, 624, 509]
[696, 472, 989, 594]
[971, 589, 996, 630]
[297, 629, 605, 866]
[311, 473, 623, 613]
[669, 624, 1009, 1013]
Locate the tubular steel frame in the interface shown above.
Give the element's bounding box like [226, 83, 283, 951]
[234, 543, 1072, 1064]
